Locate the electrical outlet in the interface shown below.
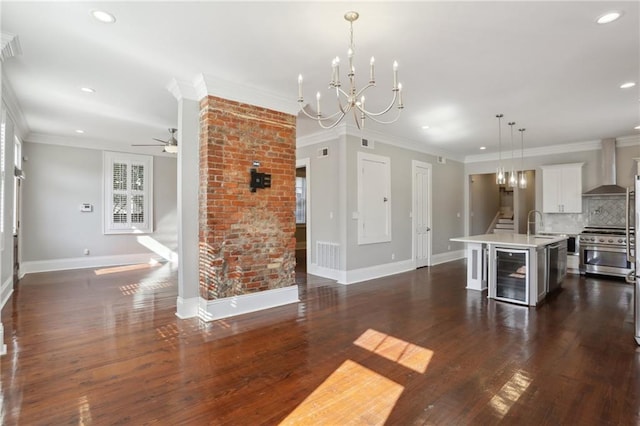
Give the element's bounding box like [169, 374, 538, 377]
[391, 253, 395, 260]
[84, 248, 90, 255]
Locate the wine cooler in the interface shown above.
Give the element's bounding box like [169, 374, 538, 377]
[495, 247, 529, 305]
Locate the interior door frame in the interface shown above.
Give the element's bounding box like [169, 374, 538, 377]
[296, 158, 311, 269]
[412, 160, 432, 268]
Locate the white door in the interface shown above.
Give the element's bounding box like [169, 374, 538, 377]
[413, 161, 431, 268]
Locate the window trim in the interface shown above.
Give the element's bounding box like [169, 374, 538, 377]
[103, 151, 153, 235]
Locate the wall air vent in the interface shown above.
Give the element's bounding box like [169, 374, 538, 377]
[437, 156, 447, 164]
[318, 147, 329, 158]
[361, 138, 374, 149]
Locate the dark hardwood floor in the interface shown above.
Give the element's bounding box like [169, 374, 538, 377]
[1, 260, 638, 425]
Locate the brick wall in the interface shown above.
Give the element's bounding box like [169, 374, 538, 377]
[199, 95, 297, 300]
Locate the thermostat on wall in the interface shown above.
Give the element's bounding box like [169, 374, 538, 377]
[80, 203, 93, 212]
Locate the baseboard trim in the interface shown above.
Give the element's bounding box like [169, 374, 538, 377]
[340, 259, 416, 285]
[431, 250, 465, 265]
[21, 253, 166, 276]
[307, 264, 342, 282]
[0, 276, 13, 311]
[198, 285, 300, 321]
[176, 296, 200, 319]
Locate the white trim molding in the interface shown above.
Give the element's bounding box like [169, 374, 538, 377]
[197, 285, 299, 321]
[21, 253, 165, 276]
[431, 249, 466, 266]
[193, 73, 298, 115]
[176, 296, 200, 319]
[1, 275, 13, 310]
[340, 259, 415, 285]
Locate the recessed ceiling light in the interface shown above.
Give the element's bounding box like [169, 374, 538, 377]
[75, 129, 85, 134]
[91, 10, 116, 24]
[620, 82, 636, 89]
[596, 11, 622, 24]
[480, 146, 486, 150]
[80, 87, 95, 93]
[635, 125, 640, 130]
[421, 125, 429, 130]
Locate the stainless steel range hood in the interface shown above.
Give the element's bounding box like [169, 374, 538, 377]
[583, 138, 627, 196]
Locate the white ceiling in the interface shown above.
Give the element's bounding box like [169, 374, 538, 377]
[1, 1, 638, 161]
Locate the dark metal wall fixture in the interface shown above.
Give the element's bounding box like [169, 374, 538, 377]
[250, 168, 272, 193]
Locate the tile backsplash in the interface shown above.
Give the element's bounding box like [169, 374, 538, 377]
[586, 196, 626, 226]
[543, 196, 628, 233]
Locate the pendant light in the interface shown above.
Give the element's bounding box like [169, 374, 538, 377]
[508, 121, 517, 188]
[518, 128, 527, 189]
[495, 114, 506, 185]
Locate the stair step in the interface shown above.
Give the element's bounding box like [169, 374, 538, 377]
[494, 229, 515, 234]
[498, 218, 514, 223]
[495, 223, 515, 229]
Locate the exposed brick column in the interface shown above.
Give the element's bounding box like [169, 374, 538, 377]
[199, 95, 296, 301]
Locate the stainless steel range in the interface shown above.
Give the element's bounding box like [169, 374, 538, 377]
[579, 226, 633, 277]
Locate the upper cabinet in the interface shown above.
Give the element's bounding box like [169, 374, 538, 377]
[540, 163, 583, 213]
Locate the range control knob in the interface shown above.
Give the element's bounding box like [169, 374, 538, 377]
[608, 239, 614, 243]
[618, 239, 624, 243]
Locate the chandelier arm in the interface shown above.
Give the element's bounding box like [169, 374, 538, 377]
[298, 105, 344, 121]
[356, 90, 399, 117]
[359, 108, 403, 125]
[354, 83, 376, 99]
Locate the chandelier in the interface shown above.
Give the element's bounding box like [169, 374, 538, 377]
[297, 11, 404, 129]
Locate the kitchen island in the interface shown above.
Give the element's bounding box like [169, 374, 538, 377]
[450, 233, 568, 306]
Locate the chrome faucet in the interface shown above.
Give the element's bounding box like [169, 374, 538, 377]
[527, 210, 543, 237]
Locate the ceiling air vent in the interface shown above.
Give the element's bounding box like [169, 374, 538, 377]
[318, 147, 329, 158]
[361, 138, 374, 149]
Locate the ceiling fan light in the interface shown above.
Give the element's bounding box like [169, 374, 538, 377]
[163, 145, 178, 154]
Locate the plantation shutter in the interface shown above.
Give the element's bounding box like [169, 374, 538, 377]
[104, 152, 153, 234]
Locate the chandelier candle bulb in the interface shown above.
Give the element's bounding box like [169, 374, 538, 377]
[393, 61, 399, 89]
[298, 74, 303, 100]
[398, 83, 403, 108]
[316, 91, 321, 116]
[370, 57, 375, 83]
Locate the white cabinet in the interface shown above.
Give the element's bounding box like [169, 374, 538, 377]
[540, 163, 583, 213]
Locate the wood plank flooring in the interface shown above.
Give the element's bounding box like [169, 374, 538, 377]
[1, 260, 639, 425]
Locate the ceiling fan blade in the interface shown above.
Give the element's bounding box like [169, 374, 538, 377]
[152, 138, 169, 144]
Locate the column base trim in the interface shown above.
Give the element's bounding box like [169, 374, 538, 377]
[198, 285, 299, 321]
[176, 296, 200, 319]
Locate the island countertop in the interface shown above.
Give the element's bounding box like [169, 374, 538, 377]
[450, 233, 568, 248]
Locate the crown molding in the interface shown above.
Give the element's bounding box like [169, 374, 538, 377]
[342, 123, 466, 163]
[1, 32, 21, 62]
[464, 139, 603, 164]
[193, 73, 298, 116]
[26, 133, 176, 157]
[166, 78, 199, 102]
[1, 73, 29, 139]
[616, 134, 640, 147]
[296, 127, 342, 147]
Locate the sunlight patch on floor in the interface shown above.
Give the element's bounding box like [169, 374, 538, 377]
[119, 280, 173, 296]
[280, 360, 404, 425]
[94, 262, 159, 276]
[354, 328, 434, 373]
[488, 370, 532, 419]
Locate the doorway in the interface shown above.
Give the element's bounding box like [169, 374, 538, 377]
[295, 159, 310, 274]
[412, 161, 432, 268]
[469, 170, 535, 235]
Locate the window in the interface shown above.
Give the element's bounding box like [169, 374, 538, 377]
[295, 176, 306, 224]
[103, 152, 153, 234]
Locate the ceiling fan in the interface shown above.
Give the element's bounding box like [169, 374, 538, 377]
[133, 128, 178, 153]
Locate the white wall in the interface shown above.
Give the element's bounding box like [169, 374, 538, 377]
[21, 142, 177, 272]
[297, 128, 466, 282]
